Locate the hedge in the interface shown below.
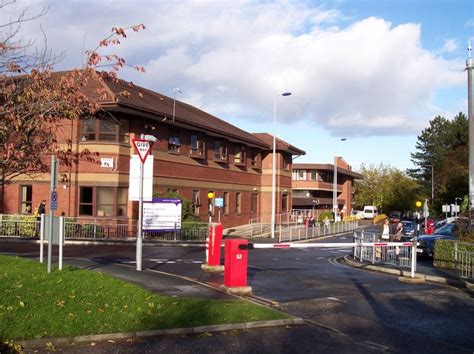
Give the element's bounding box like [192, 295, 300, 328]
[434, 240, 474, 270]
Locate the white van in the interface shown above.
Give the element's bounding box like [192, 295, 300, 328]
[363, 206, 378, 219]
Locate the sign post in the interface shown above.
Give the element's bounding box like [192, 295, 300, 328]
[47, 155, 58, 273]
[132, 137, 155, 271]
[215, 197, 224, 223]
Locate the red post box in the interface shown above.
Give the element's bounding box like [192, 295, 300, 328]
[221, 239, 252, 295]
[201, 223, 224, 273]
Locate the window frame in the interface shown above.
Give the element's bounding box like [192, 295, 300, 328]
[234, 145, 246, 166]
[78, 186, 128, 217]
[20, 185, 32, 214]
[214, 140, 228, 162]
[168, 128, 181, 154]
[190, 134, 206, 158]
[81, 116, 129, 144]
[192, 190, 201, 216]
[235, 192, 241, 215]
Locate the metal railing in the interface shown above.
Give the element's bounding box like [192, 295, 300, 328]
[455, 242, 474, 280]
[0, 214, 208, 242]
[277, 221, 359, 242]
[353, 230, 414, 269]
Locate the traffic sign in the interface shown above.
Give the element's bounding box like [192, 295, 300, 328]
[132, 138, 153, 163]
[215, 197, 224, 207]
[50, 191, 58, 211]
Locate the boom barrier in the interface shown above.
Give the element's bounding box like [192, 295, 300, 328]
[219, 238, 418, 296]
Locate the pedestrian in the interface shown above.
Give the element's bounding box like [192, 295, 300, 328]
[323, 216, 330, 233]
[395, 220, 404, 261]
[381, 218, 390, 240]
[35, 200, 46, 237]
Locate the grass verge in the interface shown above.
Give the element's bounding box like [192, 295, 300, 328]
[0, 255, 288, 341]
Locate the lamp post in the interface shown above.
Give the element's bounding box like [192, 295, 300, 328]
[332, 138, 347, 222]
[466, 42, 474, 214]
[271, 92, 292, 239]
[172, 87, 182, 122]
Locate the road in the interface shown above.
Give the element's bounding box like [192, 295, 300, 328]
[1, 231, 474, 353]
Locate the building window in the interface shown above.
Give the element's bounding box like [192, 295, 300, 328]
[311, 171, 318, 181]
[282, 194, 288, 212]
[79, 186, 128, 217]
[282, 155, 289, 170]
[235, 192, 241, 215]
[214, 141, 228, 162]
[192, 190, 200, 216]
[251, 150, 260, 168]
[168, 129, 181, 154]
[293, 170, 307, 181]
[79, 187, 93, 216]
[234, 146, 246, 165]
[81, 117, 129, 143]
[20, 185, 32, 214]
[190, 134, 206, 157]
[223, 192, 229, 215]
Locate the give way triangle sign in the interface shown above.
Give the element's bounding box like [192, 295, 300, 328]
[132, 138, 154, 163]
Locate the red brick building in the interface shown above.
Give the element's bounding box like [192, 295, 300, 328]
[291, 158, 362, 218]
[2, 73, 305, 228]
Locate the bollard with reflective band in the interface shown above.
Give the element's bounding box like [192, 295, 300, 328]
[201, 223, 224, 273]
[220, 239, 252, 296]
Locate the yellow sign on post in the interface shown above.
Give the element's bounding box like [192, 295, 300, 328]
[207, 192, 215, 199]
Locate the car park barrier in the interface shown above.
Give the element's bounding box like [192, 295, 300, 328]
[222, 238, 418, 295]
[201, 223, 224, 273]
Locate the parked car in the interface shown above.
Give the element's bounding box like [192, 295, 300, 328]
[416, 223, 458, 257]
[363, 206, 378, 219]
[400, 220, 415, 241]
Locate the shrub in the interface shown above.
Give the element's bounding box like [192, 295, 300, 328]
[317, 211, 333, 222]
[343, 215, 358, 222]
[0, 214, 37, 237]
[434, 240, 474, 269]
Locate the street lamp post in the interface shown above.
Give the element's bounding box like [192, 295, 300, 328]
[466, 42, 474, 214]
[332, 138, 346, 222]
[271, 92, 291, 239]
[172, 87, 182, 122]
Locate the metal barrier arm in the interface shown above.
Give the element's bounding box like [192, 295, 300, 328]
[240, 242, 413, 250]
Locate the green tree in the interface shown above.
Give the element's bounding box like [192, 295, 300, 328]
[354, 164, 419, 214]
[408, 112, 468, 214]
[153, 190, 200, 222]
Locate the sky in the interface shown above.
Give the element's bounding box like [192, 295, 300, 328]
[3, 0, 473, 172]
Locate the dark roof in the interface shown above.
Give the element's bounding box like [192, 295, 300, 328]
[293, 163, 363, 179]
[98, 75, 269, 148]
[252, 133, 305, 156]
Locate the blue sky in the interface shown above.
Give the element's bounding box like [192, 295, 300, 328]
[4, 0, 473, 171]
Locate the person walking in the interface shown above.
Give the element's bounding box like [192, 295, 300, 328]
[35, 200, 46, 237]
[381, 218, 390, 240]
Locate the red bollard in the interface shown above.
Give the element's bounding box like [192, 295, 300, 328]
[220, 239, 252, 296]
[201, 223, 224, 273]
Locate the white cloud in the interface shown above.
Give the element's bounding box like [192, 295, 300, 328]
[438, 38, 459, 54]
[2, 0, 465, 137]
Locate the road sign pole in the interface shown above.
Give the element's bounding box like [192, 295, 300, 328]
[136, 160, 144, 271]
[47, 155, 58, 274]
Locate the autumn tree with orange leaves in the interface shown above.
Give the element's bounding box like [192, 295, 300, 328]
[0, 3, 145, 192]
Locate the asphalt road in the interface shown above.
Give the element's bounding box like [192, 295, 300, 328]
[2, 231, 474, 353]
